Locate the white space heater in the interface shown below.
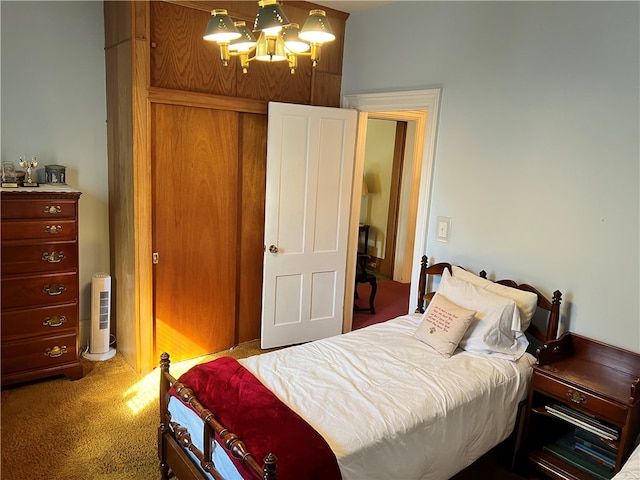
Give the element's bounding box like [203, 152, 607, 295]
[83, 273, 116, 361]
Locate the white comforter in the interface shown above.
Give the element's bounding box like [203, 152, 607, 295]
[614, 444, 640, 480]
[169, 314, 536, 479]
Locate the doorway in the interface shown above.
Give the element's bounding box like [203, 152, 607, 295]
[342, 89, 442, 333]
[360, 118, 407, 281]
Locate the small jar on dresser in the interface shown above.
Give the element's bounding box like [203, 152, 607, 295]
[1, 185, 83, 385]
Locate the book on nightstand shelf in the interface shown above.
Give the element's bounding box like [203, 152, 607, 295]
[543, 431, 615, 480]
[545, 404, 619, 441]
[573, 442, 616, 469]
[574, 429, 618, 464]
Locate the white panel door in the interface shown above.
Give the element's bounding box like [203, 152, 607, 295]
[261, 102, 357, 349]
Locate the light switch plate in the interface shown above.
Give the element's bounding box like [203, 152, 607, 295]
[436, 216, 451, 242]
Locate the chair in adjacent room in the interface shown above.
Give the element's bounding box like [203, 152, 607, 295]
[354, 253, 377, 314]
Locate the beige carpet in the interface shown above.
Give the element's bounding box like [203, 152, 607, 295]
[0, 341, 266, 480]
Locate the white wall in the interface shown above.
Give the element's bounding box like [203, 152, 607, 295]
[342, 2, 639, 352]
[1, 1, 109, 346]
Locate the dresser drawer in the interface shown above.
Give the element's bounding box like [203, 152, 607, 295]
[532, 370, 628, 426]
[1, 272, 79, 309]
[1, 219, 77, 242]
[1, 241, 78, 275]
[1, 332, 79, 375]
[1, 303, 78, 340]
[1, 199, 77, 220]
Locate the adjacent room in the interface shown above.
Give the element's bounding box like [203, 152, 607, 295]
[1, 1, 638, 479]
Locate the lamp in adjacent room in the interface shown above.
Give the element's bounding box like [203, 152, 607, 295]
[361, 175, 369, 197]
[203, 0, 335, 74]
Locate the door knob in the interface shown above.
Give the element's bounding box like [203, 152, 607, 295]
[268, 245, 278, 254]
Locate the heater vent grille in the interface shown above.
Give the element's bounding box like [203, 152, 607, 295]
[99, 291, 110, 330]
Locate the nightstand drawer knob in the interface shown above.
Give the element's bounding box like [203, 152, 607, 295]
[44, 205, 62, 214]
[567, 390, 586, 404]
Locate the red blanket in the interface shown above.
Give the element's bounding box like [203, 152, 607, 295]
[174, 356, 342, 480]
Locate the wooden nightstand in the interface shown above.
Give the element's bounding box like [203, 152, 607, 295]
[521, 332, 640, 480]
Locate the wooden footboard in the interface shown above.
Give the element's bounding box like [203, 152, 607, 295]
[158, 353, 278, 480]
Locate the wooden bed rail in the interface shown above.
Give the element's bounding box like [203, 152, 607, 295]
[158, 353, 278, 480]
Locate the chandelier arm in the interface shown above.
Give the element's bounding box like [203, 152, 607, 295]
[228, 45, 258, 57]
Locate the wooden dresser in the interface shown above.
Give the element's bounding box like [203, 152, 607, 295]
[1, 186, 83, 386]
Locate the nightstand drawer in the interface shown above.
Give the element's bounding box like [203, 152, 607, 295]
[533, 370, 628, 426]
[1, 199, 77, 220]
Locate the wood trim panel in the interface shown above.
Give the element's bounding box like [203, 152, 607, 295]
[151, 1, 345, 99]
[103, 1, 132, 48]
[148, 87, 267, 114]
[105, 37, 136, 367]
[237, 113, 268, 343]
[133, 0, 154, 373]
[152, 105, 239, 362]
[311, 71, 342, 107]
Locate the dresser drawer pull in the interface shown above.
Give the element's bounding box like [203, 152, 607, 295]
[43, 283, 66, 296]
[42, 251, 65, 263]
[44, 345, 67, 358]
[45, 225, 63, 235]
[44, 205, 62, 215]
[43, 315, 67, 327]
[567, 390, 586, 404]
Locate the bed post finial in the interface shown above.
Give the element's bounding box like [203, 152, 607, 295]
[545, 290, 562, 341]
[263, 453, 278, 479]
[416, 255, 429, 314]
[160, 352, 170, 369]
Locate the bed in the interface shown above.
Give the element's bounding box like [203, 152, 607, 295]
[159, 256, 563, 480]
[613, 443, 640, 480]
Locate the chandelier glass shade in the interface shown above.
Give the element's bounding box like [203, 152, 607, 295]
[203, 0, 335, 74]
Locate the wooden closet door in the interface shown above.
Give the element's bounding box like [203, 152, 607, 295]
[152, 104, 238, 362]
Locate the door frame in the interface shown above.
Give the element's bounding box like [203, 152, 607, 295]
[342, 89, 442, 332]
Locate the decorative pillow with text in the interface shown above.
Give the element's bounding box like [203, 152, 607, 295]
[414, 293, 476, 357]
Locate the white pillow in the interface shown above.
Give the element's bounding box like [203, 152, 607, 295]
[414, 293, 476, 357]
[438, 269, 528, 360]
[452, 265, 539, 331]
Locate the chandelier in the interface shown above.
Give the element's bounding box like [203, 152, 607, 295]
[203, 0, 336, 74]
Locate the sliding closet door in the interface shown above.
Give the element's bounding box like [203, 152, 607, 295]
[152, 104, 238, 362]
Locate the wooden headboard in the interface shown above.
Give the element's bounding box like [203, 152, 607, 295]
[415, 255, 562, 344]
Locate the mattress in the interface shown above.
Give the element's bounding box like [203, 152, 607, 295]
[169, 314, 536, 479]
